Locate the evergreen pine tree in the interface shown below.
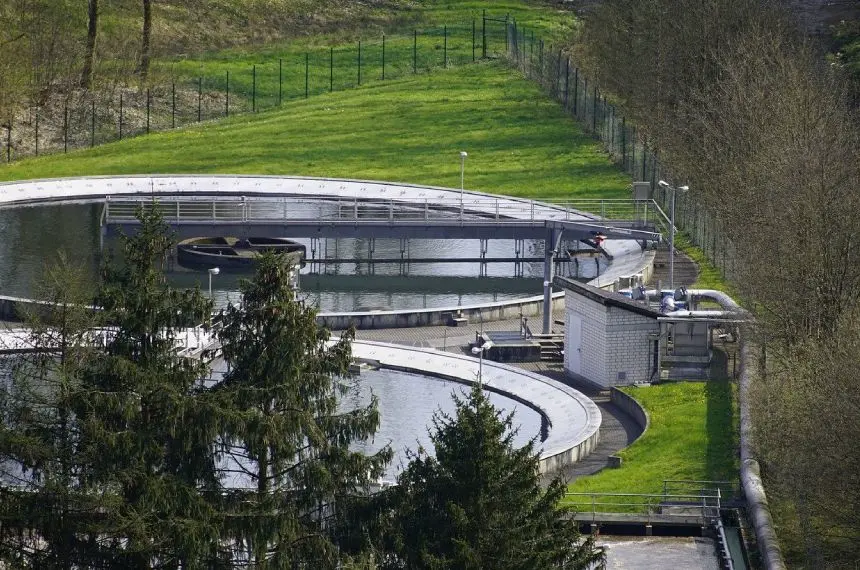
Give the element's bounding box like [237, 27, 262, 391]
[382, 384, 605, 570]
[71, 207, 224, 567]
[0, 253, 107, 568]
[216, 253, 391, 568]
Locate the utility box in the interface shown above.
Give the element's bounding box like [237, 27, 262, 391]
[555, 276, 661, 388]
[671, 321, 710, 357]
[632, 181, 651, 201]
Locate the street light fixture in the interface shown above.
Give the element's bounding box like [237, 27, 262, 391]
[471, 340, 494, 387]
[207, 267, 220, 299]
[657, 180, 688, 291]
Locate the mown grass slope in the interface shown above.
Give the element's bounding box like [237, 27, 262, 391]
[566, 382, 739, 502]
[0, 62, 628, 200]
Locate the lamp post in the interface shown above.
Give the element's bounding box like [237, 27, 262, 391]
[459, 151, 468, 214]
[471, 340, 494, 387]
[657, 180, 688, 291]
[207, 267, 220, 299]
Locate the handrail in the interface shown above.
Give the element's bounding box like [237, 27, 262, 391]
[102, 195, 665, 226]
[662, 479, 739, 499]
[715, 517, 736, 570]
[563, 490, 722, 525]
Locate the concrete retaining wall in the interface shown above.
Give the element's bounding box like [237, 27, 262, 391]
[610, 387, 650, 433]
[540, 429, 601, 473]
[317, 293, 566, 330]
[0, 295, 66, 322]
[1, 292, 566, 329]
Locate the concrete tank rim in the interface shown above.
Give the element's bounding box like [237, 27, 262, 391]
[347, 339, 602, 464]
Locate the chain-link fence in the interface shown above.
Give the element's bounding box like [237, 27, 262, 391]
[0, 14, 510, 165]
[506, 20, 738, 284]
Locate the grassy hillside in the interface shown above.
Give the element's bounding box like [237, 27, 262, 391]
[0, 61, 627, 200]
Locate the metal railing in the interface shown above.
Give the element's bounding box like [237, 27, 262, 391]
[564, 490, 722, 524]
[103, 195, 667, 227]
[662, 479, 740, 501]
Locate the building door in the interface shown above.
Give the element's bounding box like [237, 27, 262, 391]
[566, 313, 582, 375]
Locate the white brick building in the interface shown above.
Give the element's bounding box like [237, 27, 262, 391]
[555, 276, 661, 389]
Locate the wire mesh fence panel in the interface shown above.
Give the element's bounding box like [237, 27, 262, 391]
[502, 19, 736, 281]
[1, 16, 519, 166]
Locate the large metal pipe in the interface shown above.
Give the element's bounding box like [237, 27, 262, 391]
[739, 341, 787, 569]
[647, 287, 785, 569]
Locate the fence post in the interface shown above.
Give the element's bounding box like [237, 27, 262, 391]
[444, 26, 447, 68]
[118, 94, 123, 140]
[621, 116, 626, 169]
[583, 76, 588, 126]
[472, 19, 476, 62]
[564, 59, 569, 108]
[146, 88, 151, 134]
[539, 40, 544, 82]
[172, 82, 176, 128]
[91, 100, 96, 147]
[358, 40, 362, 85]
[631, 126, 637, 176]
[593, 85, 598, 132]
[5, 123, 10, 162]
[63, 103, 69, 152]
[482, 10, 487, 58]
[252, 65, 257, 112]
[330, 48, 334, 91]
[531, 31, 535, 68]
[198, 77, 203, 121]
[34, 111, 39, 156]
[382, 34, 386, 80]
[279, 58, 283, 105]
[555, 50, 561, 97]
[413, 30, 418, 73]
[573, 67, 579, 116]
[226, 70, 230, 117]
[610, 105, 616, 153]
[522, 26, 527, 68]
[642, 139, 647, 180]
[305, 53, 309, 98]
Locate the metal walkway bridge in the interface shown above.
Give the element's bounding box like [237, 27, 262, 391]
[102, 194, 660, 241]
[102, 193, 663, 333]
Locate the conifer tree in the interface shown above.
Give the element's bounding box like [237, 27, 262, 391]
[216, 253, 391, 568]
[0, 253, 105, 568]
[72, 206, 224, 567]
[382, 385, 605, 570]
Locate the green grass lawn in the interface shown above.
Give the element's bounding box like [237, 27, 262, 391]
[0, 61, 628, 201]
[564, 381, 739, 505]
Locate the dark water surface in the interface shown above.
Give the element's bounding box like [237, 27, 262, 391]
[0, 202, 603, 311]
